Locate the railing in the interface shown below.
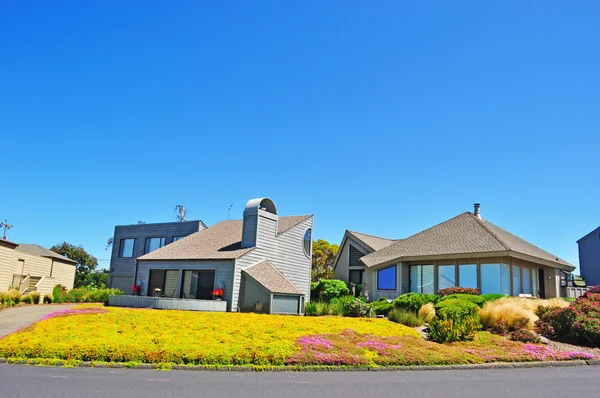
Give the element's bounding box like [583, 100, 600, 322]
[34, 276, 45, 291]
[11, 274, 24, 289]
[566, 286, 589, 299]
[108, 295, 228, 312]
[19, 275, 31, 294]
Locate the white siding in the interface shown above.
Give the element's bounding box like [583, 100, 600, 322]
[9, 252, 76, 292]
[136, 260, 235, 311]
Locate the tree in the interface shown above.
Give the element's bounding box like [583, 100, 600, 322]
[50, 242, 99, 288]
[82, 272, 108, 288]
[311, 239, 339, 282]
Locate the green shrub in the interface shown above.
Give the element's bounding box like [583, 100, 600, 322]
[393, 293, 438, 313]
[43, 294, 52, 304]
[388, 309, 424, 327]
[481, 293, 506, 302]
[429, 316, 481, 343]
[315, 302, 330, 316]
[52, 284, 67, 303]
[21, 295, 33, 304]
[0, 292, 8, 304]
[372, 300, 394, 316]
[342, 298, 373, 318]
[327, 300, 345, 316]
[435, 299, 480, 319]
[437, 287, 480, 297]
[508, 329, 541, 344]
[304, 301, 317, 316]
[439, 294, 486, 308]
[30, 291, 41, 304]
[8, 289, 21, 305]
[317, 280, 350, 302]
[310, 282, 320, 300]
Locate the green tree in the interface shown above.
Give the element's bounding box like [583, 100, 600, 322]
[82, 272, 109, 288]
[311, 239, 339, 282]
[50, 242, 99, 288]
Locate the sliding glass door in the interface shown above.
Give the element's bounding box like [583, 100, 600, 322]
[409, 265, 434, 294]
[181, 270, 215, 300]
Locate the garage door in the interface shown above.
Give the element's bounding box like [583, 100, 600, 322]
[110, 276, 133, 293]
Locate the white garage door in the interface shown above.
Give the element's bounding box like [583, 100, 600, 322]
[110, 276, 133, 293]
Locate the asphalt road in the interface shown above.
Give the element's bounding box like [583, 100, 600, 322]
[0, 365, 598, 398]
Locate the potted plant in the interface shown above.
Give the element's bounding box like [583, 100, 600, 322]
[212, 288, 224, 301]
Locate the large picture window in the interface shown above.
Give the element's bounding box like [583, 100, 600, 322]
[522, 267, 531, 295]
[438, 265, 456, 291]
[480, 263, 510, 295]
[410, 265, 434, 294]
[458, 264, 477, 288]
[148, 270, 179, 298]
[377, 265, 397, 290]
[512, 265, 521, 296]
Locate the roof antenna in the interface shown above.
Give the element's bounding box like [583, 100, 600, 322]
[0, 219, 13, 240]
[228, 204, 234, 220]
[175, 204, 187, 222]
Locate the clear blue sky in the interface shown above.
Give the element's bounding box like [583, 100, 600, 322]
[1, 1, 598, 271]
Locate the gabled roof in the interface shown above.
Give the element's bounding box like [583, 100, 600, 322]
[347, 230, 398, 251]
[242, 260, 303, 295]
[577, 226, 600, 243]
[360, 212, 574, 270]
[138, 215, 312, 261]
[0, 239, 18, 248]
[15, 244, 77, 264]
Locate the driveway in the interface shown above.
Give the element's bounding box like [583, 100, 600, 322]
[0, 304, 76, 337]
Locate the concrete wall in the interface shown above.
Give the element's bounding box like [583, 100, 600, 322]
[578, 229, 600, 286]
[108, 221, 205, 288]
[136, 260, 235, 311]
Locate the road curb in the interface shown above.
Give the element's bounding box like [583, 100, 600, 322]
[0, 357, 598, 371]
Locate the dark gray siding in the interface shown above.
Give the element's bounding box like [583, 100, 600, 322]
[579, 228, 600, 286]
[241, 275, 271, 313]
[108, 220, 205, 288]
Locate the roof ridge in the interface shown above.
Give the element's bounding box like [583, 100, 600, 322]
[470, 213, 511, 251]
[348, 230, 396, 241]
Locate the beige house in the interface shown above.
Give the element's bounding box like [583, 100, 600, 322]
[334, 204, 575, 300]
[0, 239, 76, 295]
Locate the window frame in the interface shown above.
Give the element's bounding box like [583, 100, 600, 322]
[172, 236, 184, 243]
[377, 265, 397, 291]
[119, 238, 136, 258]
[437, 264, 457, 292]
[302, 229, 312, 258]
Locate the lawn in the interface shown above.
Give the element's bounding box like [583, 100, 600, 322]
[0, 305, 594, 368]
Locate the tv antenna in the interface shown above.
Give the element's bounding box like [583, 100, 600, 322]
[175, 204, 187, 222]
[0, 220, 13, 240]
[228, 204, 233, 220]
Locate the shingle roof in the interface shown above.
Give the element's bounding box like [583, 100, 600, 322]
[360, 212, 573, 269]
[138, 215, 312, 261]
[0, 239, 18, 248]
[242, 260, 303, 295]
[347, 230, 398, 251]
[15, 244, 77, 264]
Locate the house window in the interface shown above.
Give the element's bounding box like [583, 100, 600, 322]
[180, 270, 216, 300]
[438, 265, 456, 291]
[148, 270, 179, 298]
[145, 237, 166, 254]
[349, 245, 365, 267]
[522, 267, 531, 294]
[349, 270, 365, 285]
[303, 229, 312, 257]
[512, 265, 521, 296]
[458, 264, 477, 288]
[119, 239, 135, 258]
[531, 268, 538, 296]
[377, 265, 397, 290]
[480, 263, 510, 295]
[410, 265, 434, 294]
[172, 236, 184, 243]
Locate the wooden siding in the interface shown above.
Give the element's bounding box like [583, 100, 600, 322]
[334, 234, 373, 284]
[108, 221, 204, 286]
[136, 260, 235, 310]
[234, 215, 313, 310]
[241, 213, 258, 248]
[0, 245, 15, 290]
[7, 252, 75, 291]
[51, 261, 76, 290]
[36, 277, 57, 296]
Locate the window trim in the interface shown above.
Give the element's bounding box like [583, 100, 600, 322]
[377, 265, 397, 291]
[302, 228, 312, 258]
[179, 269, 217, 300]
[119, 238, 136, 258]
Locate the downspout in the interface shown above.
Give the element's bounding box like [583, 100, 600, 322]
[133, 259, 139, 294]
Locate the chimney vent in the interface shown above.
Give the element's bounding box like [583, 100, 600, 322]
[474, 203, 481, 219]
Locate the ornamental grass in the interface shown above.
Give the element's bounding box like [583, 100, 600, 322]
[480, 297, 569, 331]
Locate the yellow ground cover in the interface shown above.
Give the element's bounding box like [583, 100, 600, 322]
[0, 305, 419, 366]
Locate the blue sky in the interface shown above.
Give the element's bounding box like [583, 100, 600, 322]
[1, 1, 598, 271]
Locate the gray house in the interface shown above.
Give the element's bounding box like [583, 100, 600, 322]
[108, 220, 207, 292]
[133, 198, 313, 314]
[578, 226, 600, 286]
[334, 204, 575, 299]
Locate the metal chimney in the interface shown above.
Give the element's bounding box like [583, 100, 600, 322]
[474, 203, 481, 219]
